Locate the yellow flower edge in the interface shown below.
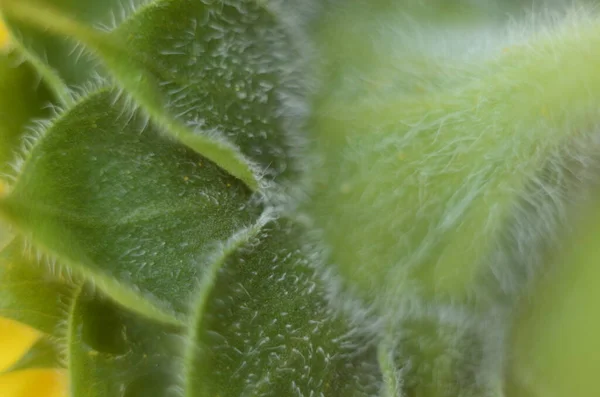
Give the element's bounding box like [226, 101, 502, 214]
[0, 18, 67, 396]
[0, 318, 68, 397]
[0, 275, 68, 397]
[0, 318, 39, 372]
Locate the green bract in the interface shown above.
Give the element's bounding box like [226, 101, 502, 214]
[1, 0, 600, 396]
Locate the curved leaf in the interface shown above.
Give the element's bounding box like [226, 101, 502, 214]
[0, 0, 308, 188]
[305, 5, 600, 395]
[0, 238, 74, 335]
[0, 88, 260, 325]
[109, 0, 306, 183]
[68, 286, 181, 397]
[307, 2, 600, 308]
[184, 219, 382, 397]
[2, 0, 149, 90]
[0, 48, 54, 175]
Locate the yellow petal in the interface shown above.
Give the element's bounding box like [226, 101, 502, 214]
[0, 369, 67, 397]
[0, 17, 8, 49]
[0, 318, 39, 372]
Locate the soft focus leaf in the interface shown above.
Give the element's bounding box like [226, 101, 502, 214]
[0, 88, 259, 324]
[0, 215, 10, 250]
[308, 0, 600, 308]
[0, 239, 74, 335]
[508, 194, 600, 397]
[68, 286, 180, 397]
[185, 220, 381, 397]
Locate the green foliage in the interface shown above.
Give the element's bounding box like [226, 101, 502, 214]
[1, 0, 600, 396]
[0, 48, 54, 174]
[68, 286, 181, 397]
[0, 238, 74, 335]
[0, 87, 258, 324]
[185, 220, 380, 397]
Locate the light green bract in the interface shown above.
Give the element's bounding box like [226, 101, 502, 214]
[1, 0, 600, 396]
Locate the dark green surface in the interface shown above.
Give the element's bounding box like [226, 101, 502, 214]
[185, 220, 381, 397]
[0, 88, 259, 324]
[68, 286, 181, 397]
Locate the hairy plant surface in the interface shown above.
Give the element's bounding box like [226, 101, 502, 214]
[0, 0, 600, 396]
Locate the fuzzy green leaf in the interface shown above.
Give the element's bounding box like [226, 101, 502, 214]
[0, 238, 74, 335]
[2, 336, 63, 373]
[68, 286, 181, 397]
[108, 0, 306, 183]
[0, 49, 54, 175]
[0, 88, 260, 325]
[185, 220, 381, 397]
[0, 0, 307, 189]
[2, 0, 146, 91]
